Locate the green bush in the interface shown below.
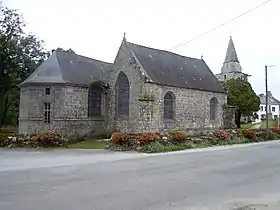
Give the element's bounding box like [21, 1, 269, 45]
[139, 141, 194, 153]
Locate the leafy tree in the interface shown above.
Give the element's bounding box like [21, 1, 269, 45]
[223, 78, 260, 128]
[0, 6, 49, 130]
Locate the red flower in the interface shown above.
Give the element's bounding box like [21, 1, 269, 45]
[111, 132, 130, 144]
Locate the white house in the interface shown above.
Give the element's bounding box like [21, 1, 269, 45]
[255, 91, 280, 123]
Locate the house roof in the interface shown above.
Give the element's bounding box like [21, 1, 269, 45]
[20, 51, 112, 87]
[259, 92, 280, 105]
[127, 42, 226, 93]
[224, 36, 239, 63]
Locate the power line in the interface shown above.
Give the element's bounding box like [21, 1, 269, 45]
[169, 0, 274, 51]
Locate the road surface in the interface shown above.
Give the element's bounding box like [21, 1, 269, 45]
[1, 142, 280, 210]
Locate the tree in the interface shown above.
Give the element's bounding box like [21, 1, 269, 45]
[0, 6, 49, 129]
[223, 78, 260, 128]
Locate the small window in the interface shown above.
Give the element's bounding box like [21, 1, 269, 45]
[260, 106, 263, 111]
[224, 75, 227, 80]
[45, 87, 50, 95]
[88, 84, 102, 117]
[210, 97, 218, 121]
[44, 103, 51, 124]
[272, 107, 275, 112]
[164, 91, 175, 120]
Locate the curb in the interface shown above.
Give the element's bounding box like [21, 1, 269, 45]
[141, 140, 280, 157]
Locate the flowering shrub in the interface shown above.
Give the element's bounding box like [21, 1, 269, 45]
[271, 127, 280, 135]
[138, 132, 157, 144]
[243, 129, 255, 139]
[0, 131, 68, 148]
[169, 130, 186, 142]
[106, 128, 280, 153]
[36, 131, 65, 147]
[214, 130, 230, 140]
[111, 132, 130, 145]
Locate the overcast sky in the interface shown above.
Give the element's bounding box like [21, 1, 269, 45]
[4, 0, 280, 100]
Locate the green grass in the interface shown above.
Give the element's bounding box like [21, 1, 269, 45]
[260, 120, 277, 128]
[68, 139, 106, 149]
[241, 120, 278, 129]
[240, 123, 254, 129]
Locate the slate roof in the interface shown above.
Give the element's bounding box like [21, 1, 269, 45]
[127, 42, 226, 93]
[21, 40, 226, 94]
[20, 51, 112, 87]
[224, 36, 239, 63]
[259, 92, 280, 105]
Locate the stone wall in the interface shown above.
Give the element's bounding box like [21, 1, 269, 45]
[19, 84, 107, 135]
[138, 83, 227, 132]
[222, 105, 236, 129]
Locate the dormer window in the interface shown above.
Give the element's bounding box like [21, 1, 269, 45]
[45, 87, 50, 95]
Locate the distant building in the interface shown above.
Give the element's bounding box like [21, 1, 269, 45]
[255, 91, 280, 122]
[216, 36, 250, 82]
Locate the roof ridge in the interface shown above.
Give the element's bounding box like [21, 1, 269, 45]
[127, 41, 202, 61]
[56, 50, 113, 65]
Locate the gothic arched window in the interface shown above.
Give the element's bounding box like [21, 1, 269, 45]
[164, 91, 175, 120]
[115, 72, 130, 117]
[210, 97, 218, 121]
[88, 84, 102, 117]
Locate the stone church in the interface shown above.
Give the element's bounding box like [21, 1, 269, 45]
[19, 36, 231, 135]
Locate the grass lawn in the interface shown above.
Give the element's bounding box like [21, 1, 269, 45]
[241, 120, 278, 129]
[240, 123, 254, 129]
[68, 139, 106, 149]
[260, 120, 278, 128]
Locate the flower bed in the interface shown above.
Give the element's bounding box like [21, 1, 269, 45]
[0, 131, 69, 148]
[106, 128, 280, 153]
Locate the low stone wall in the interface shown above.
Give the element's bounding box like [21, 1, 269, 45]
[222, 105, 236, 129]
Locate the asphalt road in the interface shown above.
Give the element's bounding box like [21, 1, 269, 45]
[1, 142, 280, 210]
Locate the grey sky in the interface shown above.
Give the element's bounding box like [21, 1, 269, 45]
[4, 0, 280, 100]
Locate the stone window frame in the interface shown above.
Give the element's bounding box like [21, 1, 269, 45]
[115, 71, 130, 118]
[164, 91, 176, 120]
[210, 97, 218, 121]
[44, 103, 51, 124]
[88, 84, 102, 118]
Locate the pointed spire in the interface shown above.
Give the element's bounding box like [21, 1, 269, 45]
[224, 36, 239, 63]
[123, 32, 127, 42]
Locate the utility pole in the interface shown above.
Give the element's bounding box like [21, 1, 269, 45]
[265, 65, 276, 139]
[265, 65, 269, 140]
